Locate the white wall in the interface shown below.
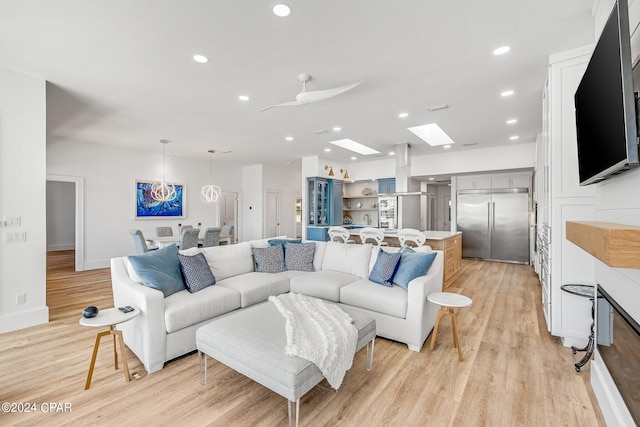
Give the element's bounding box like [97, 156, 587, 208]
[46, 181, 75, 251]
[0, 68, 48, 333]
[46, 138, 243, 269]
[242, 164, 263, 241]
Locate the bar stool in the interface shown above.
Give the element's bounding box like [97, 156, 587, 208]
[427, 292, 472, 361]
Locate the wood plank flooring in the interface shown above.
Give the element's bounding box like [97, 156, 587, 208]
[0, 251, 605, 426]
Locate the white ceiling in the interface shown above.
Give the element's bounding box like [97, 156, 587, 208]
[0, 1, 595, 168]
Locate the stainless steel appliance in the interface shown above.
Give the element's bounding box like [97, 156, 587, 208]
[456, 188, 530, 263]
[378, 195, 421, 230]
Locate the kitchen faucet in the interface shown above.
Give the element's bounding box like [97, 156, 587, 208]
[363, 213, 370, 225]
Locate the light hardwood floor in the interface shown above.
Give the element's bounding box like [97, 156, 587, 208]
[0, 251, 605, 426]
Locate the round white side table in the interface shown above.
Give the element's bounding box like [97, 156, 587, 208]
[427, 292, 472, 361]
[79, 306, 139, 389]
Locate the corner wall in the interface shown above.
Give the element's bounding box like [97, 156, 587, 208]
[0, 68, 48, 333]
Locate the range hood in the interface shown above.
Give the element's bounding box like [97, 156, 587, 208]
[378, 143, 430, 197]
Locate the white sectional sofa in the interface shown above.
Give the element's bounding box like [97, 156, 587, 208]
[111, 238, 444, 374]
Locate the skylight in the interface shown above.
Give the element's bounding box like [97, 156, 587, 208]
[328, 139, 381, 155]
[407, 123, 455, 146]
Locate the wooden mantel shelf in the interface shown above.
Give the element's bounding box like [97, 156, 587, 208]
[566, 221, 640, 269]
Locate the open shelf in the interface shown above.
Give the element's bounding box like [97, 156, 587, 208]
[566, 221, 640, 269]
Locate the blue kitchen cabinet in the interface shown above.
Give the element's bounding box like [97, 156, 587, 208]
[307, 177, 343, 240]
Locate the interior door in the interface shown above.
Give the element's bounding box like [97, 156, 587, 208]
[491, 191, 529, 263]
[265, 191, 281, 238]
[457, 192, 491, 259]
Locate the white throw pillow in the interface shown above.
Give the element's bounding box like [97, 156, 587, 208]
[197, 242, 254, 280]
[321, 241, 373, 279]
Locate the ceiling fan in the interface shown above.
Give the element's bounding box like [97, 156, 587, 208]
[259, 73, 362, 112]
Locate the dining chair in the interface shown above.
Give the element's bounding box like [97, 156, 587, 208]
[397, 228, 427, 247]
[155, 226, 173, 237]
[220, 224, 235, 242]
[203, 227, 222, 247]
[180, 228, 200, 250]
[181, 224, 193, 231]
[328, 226, 355, 244]
[129, 229, 157, 254]
[359, 227, 388, 246]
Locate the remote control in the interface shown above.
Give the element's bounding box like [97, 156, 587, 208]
[119, 306, 134, 313]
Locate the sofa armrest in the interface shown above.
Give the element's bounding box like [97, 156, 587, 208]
[404, 250, 445, 348]
[111, 257, 167, 373]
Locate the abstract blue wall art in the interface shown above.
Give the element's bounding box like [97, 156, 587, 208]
[135, 180, 185, 218]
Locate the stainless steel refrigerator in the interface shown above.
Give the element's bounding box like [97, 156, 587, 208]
[456, 188, 530, 263]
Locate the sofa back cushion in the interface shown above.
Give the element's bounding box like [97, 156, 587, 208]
[182, 242, 254, 280]
[321, 242, 373, 279]
[312, 241, 326, 271]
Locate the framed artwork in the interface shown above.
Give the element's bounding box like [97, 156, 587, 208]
[135, 180, 185, 218]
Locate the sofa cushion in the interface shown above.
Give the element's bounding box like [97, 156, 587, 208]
[321, 242, 373, 279]
[249, 236, 288, 249]
[340, 279, 408, 318]
[392, 247, 438, 290]
[268, 238, 302, 249]
[216, 272, 290, 307]
[182, 242, 254, 281]
[127, 244, 185, 297]
[252, 244, 286, 273]
[178, 252, 216, 293]
[368, 250, 401, 287]
[312, 241, 326, 271]
[164, 285, 241, 333]
[284, 242, 315, 272]
[290, 270, 360, 302]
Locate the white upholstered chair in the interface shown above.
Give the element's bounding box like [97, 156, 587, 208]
[397, 228, 427, 247]
[328, 226, 355, 244]
[359, 227, 388, 246]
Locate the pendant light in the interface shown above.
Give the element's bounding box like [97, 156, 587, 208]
[151, 139, 177, 202]
[201, 149, 221, 203]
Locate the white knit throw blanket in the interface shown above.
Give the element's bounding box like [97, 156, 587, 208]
[269, 293, 358, 389]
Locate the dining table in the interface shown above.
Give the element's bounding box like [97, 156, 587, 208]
[148, 233, 232, 249]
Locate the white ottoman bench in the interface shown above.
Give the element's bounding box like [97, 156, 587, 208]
[196, 300, 376, 427]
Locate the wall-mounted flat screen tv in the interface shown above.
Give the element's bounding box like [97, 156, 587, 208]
[574, 0, 639, 186]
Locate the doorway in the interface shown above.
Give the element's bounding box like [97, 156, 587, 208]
[219, 191, 238, 243]
[46, 175, 84, 271]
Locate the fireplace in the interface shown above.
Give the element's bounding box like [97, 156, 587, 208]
[596, 285, 640, 425]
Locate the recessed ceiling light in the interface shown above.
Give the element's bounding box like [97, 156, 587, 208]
[238, 95, 250, 101]
[193, 54, 208, 63]
[285, 136, 293, 141]
[388, 151, 395, 156]
[408, 123, 455, 146]
[443, 145, 452, 149]
[328, 139, 380, 155]
[506, 119, 517, 124]
[350, 156, 357, 160]
[272, 3, 291, 17]
[501, 90, 514, 97]
[333, 126, 342, 132]
[398, 112, 409, 118]
[493, 46, 511, 55]
[324, 148, 331, 152]
[510, 135, 519, 140]
[428, 177, 435, 181]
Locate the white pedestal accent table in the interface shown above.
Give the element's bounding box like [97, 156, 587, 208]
[427, 292, 472, 361]
[79, 306, 140, 389]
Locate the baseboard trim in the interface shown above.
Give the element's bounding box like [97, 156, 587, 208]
[47, 244, 75, 251]
[83, 259, 110, 270]
[0, 306, 49, 334]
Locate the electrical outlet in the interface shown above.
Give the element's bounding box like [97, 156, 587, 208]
[4, 232, 26, 243]
[16, 293, 26, 304]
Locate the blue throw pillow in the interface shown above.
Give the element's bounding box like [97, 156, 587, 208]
[392, 247, 437, 290]
[369, 250, 402, 287]
[178, 252, 216, 293]
[252, 244, 286, 273]
[127, 244, 185, 297]
[268, 238, 302, 253]
[284, 242, 315, 272]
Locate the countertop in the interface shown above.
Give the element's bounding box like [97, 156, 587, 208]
[381, 230, 461, 240]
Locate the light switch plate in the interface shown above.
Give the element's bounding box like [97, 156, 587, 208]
[4, 216, 21, 226]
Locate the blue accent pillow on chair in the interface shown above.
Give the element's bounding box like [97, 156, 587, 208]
[392, 247, 437, 290]
[369, 250, 402, 287]
[178, 252, 216, 293]
[127, 244, 185, 297]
